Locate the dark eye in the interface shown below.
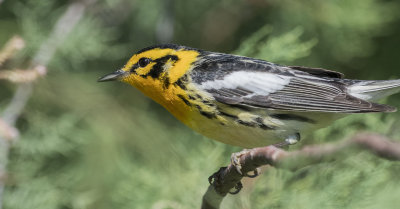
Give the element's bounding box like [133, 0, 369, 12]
[138, 57, 151, 68]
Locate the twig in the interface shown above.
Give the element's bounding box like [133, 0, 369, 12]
[0, 66, 47, 84]
[201, 133, 400, 209]
[0, 36, 25, 68]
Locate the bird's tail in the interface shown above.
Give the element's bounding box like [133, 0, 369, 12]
[347, 79, 400, 102]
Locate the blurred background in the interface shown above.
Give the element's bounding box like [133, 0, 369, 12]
[1, 0, 400, 208]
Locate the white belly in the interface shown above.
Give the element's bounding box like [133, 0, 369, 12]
[186, 109, 345, 148]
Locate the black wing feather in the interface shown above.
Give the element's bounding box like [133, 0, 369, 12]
[194, 55, 394, 113]
[289, 66, 344, 79]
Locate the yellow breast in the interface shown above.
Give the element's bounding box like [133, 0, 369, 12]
[130, 77, 195, 123]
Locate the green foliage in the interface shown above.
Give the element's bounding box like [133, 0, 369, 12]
[235, 26, 317, 63]
[269, 0, 400, 65]
[1, 0, 400, 208]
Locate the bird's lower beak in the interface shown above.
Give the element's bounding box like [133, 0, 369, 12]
[98, 69, 127, 82]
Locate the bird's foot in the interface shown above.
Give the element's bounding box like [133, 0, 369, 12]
[208, 167, 225, 185]
[229, 181, 243, 195]
[231, 149, 260, 178]
[208, 167, 243, 195]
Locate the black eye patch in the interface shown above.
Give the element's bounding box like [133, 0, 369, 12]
[138, 57, 152, 68]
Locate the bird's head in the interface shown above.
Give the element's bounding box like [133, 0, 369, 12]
[98, 44, 200, 91]
[98, 44, 201, 109]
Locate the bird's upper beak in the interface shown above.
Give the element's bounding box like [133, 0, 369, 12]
[97, 69, 127, 82]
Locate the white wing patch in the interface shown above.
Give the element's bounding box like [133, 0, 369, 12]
[198, 71, 291, 96]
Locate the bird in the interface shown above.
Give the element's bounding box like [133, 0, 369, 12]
[98, 44, 400, 148]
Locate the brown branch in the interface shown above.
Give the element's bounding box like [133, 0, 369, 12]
[201, 133, 400, 209]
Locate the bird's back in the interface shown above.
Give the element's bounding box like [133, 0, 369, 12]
[189, 52, 397, 113]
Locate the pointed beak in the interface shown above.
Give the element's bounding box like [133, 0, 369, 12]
[98, 69, 127, 82]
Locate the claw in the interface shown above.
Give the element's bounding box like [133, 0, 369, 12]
[228, 181, 243, 195]
[246, 167, 260, 178]
[208, 175, 214, 185]
[231, 150, 262, 177]
[231, 149, 251, 175]
[208, 167, 226, 185]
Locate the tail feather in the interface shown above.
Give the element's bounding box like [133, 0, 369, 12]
[347, 79, 400, 102]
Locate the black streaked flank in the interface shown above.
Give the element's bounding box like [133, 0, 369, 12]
[177, 94, 191, 106]
[255, 117, 275, 130]
[202, 100, 215, 107]
[270, 114, 316, 123]
[235, 117, 274, 130]
[195, 104, 216, 119]
[259, 123, 274, 130]
[236, 119, 254, 127]
[174, 74, 189, 90]
[200, 111, 216, 119]
[218, 111, 237, 119]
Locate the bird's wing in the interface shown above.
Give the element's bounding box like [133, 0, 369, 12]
[288, 66, 344, 79]
[196, 67, 394, 113]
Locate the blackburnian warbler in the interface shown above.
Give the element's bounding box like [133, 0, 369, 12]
[98, 44, 400, 148]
